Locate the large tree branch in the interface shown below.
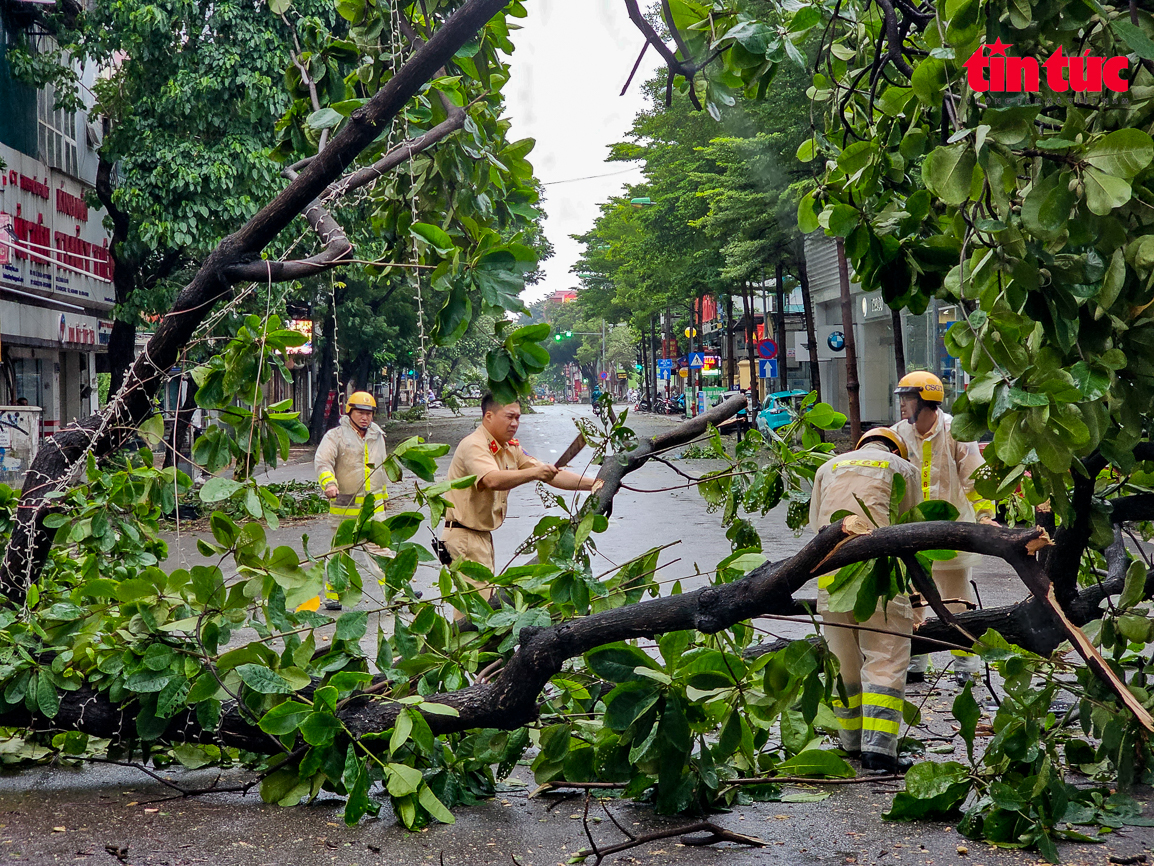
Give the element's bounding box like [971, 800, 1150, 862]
[6, 519, 1048, 748]
[1045, 453, 1108, 607]
[622, 0, 703, 109]
[591, 393, 746, 515]
[11, 517, 1154, 750]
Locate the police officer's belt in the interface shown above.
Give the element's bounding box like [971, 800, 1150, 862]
[444, 520, 483, 532]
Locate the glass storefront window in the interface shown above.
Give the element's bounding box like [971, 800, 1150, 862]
[12, 358, 43, 409]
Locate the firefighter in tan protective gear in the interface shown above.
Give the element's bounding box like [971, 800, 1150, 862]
[306, 391, 390, 611]
[810, 427, 922, 774]
[890, 371, 996, 686]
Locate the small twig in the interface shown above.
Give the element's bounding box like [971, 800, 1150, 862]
[580, 792, 601, 863]
[476, 658, 505, 683]
[571, 819, 763, 865]
[620, 40, 649, 95]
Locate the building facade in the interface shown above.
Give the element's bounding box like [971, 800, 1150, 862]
[0, 13, 113, 437]
[802, 232, 964, 426]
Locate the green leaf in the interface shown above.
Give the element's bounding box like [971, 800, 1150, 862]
[911, 58, 946, 106]
[585, 643, 662, 682]
[603, 681, 660, 731]
[884, 761, 971, 819]
[335, 0, 364, 23]
[199, 477, 243, 502]
[953, 682, 980, 762]
[418, 784, 456, 824]
[775, 749, 854, 778]
[797, 192, 819, 233]
[1083, 167, 1133, 216]
[259, 700, 313, 736]
[922, 144, 976, 206]
[1084, 129, 1154, 179]
[235, 664, 294, 695]
[386, 762, 424, 797]
[37, 674, 60, 719]
[410, 223, 455, 256]
[1120, 560, 1148, 610]
[300, 712, 342, 746]
[825, 204, 859, 237]
[1114, 21, 1154, 60]
[306, 107, 343, 130]
[334, 610, 368, 642]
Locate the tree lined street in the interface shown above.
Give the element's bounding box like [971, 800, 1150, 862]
[0, 0, 1153, 862]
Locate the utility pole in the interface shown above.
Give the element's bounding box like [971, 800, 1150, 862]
[836, 237, 862, 442]
[650, 314, 658, 403]
[774, 260, 787, 392]
[601, 319, 607, 394]
[725, 293, 735, 390]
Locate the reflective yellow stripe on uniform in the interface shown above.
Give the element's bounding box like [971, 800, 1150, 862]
[318, 470, 337, 488]
[921, 439, 932, 500]
[966, 488, 995, 517]
[861, 716, 901, 735]
[863, 692, 905, 713]
[838, 459, 891, 469]
[364, 441, 371, 495]
[833, 693, 862, 710]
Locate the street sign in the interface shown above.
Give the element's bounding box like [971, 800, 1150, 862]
[658, 369, 670, 380]
[617, 371, 627, 379]
[678, 368, 689, 378]
[599, 371, 609, 380]
[657, 358, 674, 372]
[757, 339, 778, 360]
[758, 359, 778, 379]
[688, 352, 705, 369]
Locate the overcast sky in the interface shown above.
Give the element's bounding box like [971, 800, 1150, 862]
[503, 0, 662, 303]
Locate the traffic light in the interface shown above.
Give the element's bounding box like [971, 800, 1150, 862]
[553, 330, 575, 342]
[566, 330, 572, 338]
[634, 363, 642, 371]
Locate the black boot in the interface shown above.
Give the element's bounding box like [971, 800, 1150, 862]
[861, 752, 914, 774]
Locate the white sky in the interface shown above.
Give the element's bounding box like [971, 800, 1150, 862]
[504, 0, 662, 303]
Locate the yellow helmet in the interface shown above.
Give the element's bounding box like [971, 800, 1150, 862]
[346, 391, 377, 412]
[857, 427, 908, 461]
[894, 371, 944, 403]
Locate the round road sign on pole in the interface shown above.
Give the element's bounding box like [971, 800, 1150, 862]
[599, 371, 609, 380]
[757, 339, 778, 360]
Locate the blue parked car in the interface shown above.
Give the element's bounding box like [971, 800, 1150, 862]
[755, 389, 811, 436]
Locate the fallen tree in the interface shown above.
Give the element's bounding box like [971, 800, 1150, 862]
[2, 0, 1154, 861]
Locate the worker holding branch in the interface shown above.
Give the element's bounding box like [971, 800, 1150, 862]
[441, 393, 600, 615]
[810, 428, 922, 774]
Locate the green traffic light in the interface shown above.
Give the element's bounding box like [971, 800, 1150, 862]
[566, 331, 572, 338]
[554, 335, 561, 341]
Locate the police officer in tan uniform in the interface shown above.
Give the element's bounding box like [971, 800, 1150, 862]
[441, 394, 598, 594]
[810, 428, 922, 774]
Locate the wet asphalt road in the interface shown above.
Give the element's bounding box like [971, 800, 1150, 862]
[0, 403, 1150, 865]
